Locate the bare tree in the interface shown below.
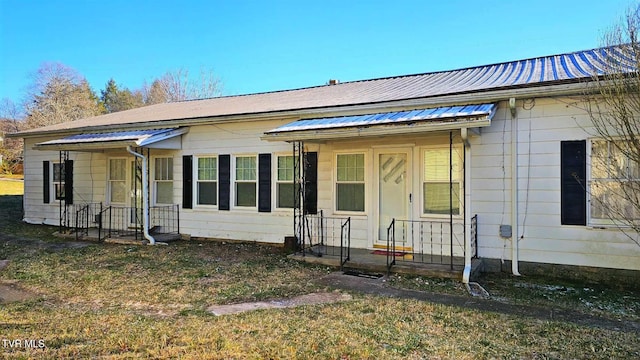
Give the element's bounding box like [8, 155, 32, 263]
[0, 98, 25, 173]
[23, 62, 102, 129]
[142, 67, 223, 103]
[585, 4, 640, 246]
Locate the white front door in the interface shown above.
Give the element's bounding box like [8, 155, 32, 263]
[375, 148, 412, 246]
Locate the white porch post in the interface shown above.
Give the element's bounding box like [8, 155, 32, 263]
[462, 128, 472, 283]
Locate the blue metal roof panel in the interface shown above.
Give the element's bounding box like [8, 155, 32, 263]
[37, 128, 176, 146]
[267, 104, 496, 133]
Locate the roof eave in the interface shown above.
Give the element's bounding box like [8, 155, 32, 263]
[261, 117, 491, 142]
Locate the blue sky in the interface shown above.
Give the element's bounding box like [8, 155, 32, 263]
[0, 0, 634, 106]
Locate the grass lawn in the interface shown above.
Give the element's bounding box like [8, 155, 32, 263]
[0, 194, 638, 359]
[0, 177, 23, 195]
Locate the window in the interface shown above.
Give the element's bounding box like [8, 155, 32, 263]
[336, 153, 365, 212]
[276, 155, 296, 208]
[235, 156, 256, 207]
[590, 140, 640, 222]
[154, 157, 174, 204]
[53, 163, 65, 201]
[423, 147, 461, 215]
[197, 156, 217, 206]
[109, 159, 127, 203]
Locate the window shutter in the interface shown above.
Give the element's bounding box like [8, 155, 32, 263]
[561, 140, 586, 225]
[304, 152, 318, 214]
[64, 160, 73, 205]
[43, 161, 50, 204]
[219, 154, 231, 210]
[258, 153, 272, 212]
[182, 155, 193, 209]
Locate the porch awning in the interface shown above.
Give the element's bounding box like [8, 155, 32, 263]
[33, 128, 189, 151]
[262, 103, 497, 141]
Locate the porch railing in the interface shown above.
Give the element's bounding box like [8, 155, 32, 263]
[96, 205, 180, 242]
[302, 211, 352, 267]
[386, 217, 474, 271]
[73, 203, 103, 240]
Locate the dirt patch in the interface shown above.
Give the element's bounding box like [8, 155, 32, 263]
[0, 282, 38, 303]
[208, 291, 352, 316]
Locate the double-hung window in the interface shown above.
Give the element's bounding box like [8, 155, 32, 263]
[235, 156, 257, 207]
[276, 155, 296, 208]
[423, 147, 461, 215]
[109, 158, 127, 204]
[336, 153, 365, 212]
[197, 156, 217, 206]
[154, 157, 174, 204]
[590, 140, 640, 222]
[52, 163, 65, 201]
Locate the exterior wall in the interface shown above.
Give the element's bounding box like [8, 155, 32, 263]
[23, 137, 107, 225]
[179, 119, 295, 243]
[20, 95, 640, 272]
[471, 98, 640, 271]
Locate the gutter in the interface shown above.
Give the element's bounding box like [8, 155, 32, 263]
[509, 99, 521, 276]
[126, 146, 156, 245]
[461, 128, 472, 283]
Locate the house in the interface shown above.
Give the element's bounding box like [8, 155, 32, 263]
[10, 46, 640, 282]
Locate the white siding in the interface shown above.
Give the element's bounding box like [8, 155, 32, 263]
[470, 98, 640, 271]
[19, 96, 640, 271]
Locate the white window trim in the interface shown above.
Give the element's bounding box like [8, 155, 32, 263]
[586, 138, 640, 227]
[233, 154, 258, 210]
[274, 153, 296, 211]
[419, 144, 464, 219]
[152, 156, 174, 206]
[194, 154, 219, 209]
[51, 162, 65, 202]
[333, 151, 368, 215]
[107, 157, 128, 205]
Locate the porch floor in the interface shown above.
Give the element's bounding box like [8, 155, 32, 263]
[290, 245, 482, 280]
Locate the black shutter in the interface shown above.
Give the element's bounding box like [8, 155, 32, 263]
[219, 154, 231, 210]
[43, 161, 50, 204]
[258, 153, 272, 212]
[64, 160, 73, 205]
[304, 152, 318, 214]
[182, 155, 193, 209]
[561, 140, 587, 225]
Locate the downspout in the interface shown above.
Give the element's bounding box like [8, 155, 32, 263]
[509, 98, 521, 276]
[461, 128, 472, 283]
[126, 146, 156, 245]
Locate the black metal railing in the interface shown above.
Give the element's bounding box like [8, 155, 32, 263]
[74, 203, 102, 241]
[386, 217, 469, 271]
[339, 217, 351, 270]
[60, 203, 102, 240]
[96, 205, 180, 242]
[386, 219, 396, 274]
[302, 211, 351, 261]
[150, 204, 180, 236]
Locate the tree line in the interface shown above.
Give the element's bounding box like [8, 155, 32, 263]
[0, 62, 222, 172]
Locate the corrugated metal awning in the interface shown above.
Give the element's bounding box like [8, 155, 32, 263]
[33, 128, 189, 151]
[263, 104, 496, 141]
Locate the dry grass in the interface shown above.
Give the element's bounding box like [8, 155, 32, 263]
[1, 194, 639, 359]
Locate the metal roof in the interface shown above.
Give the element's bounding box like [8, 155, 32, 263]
[263, 104, 496, 141]
[266, 104, 496, 133]
[14, 46, 634, 137]
[34, 128, 188, 151]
